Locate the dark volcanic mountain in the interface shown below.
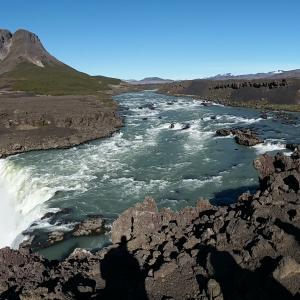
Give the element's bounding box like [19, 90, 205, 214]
[0, 29, 120, 95]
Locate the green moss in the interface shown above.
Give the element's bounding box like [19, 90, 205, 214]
[0, 62, 121, 96]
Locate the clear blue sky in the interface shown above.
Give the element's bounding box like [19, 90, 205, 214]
[2, 0, 300, 79]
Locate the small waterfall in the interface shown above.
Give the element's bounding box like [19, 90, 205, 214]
[0, 159, 56, 248]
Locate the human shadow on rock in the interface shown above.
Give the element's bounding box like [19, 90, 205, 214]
[98, 236, 148, 300]
[212, 185, 258, 205]
[62, 274, 96, 299]
[197, 245, 297, 300]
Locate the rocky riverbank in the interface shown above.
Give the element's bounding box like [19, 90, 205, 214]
[0, 93, 123, 158]
[0, 150, 299, 299]
[158, 78, 300, 112]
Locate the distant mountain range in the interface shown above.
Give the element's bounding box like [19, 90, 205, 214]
[206, 70, 300, 80]
[126, 69, 300, 86]
[126, 77, 174, 85]
[0, 29, 120, 95]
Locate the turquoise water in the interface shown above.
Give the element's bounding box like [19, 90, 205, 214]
[0, 91, 299, 259]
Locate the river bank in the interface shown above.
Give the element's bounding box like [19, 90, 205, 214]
[157, 90, 300, 113]
[0, 93, 123, 158]
[157, 77, 300, 112]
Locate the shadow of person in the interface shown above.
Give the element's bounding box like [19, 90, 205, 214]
[197, 246, 296, 300]
[99, 236, 148, 300]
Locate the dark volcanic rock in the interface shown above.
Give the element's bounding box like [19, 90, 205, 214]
[216, 128, 231, 136]
[0, 95, 123, 158]
[216, 127, 263, 146]
[0, 153, 299, 299]
[139, 103, 156, 110]
[20, 213, 107, 250]
[181, 123, 191, 130]
[158, 77, 300, 109]
[234, 132, 262, 146]
[260, 112, 268, 119]
[72, 216, 105, 237]
[286, 143, 300, 152]
[274, 111, 298, 125]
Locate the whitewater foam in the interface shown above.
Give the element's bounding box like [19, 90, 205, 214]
[181, 175, 223, 188]
[0, 159, 57, 247]
[253, 140, 287, 154]
[216, 115, 263, 124]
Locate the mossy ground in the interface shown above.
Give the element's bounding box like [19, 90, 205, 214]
[0, 62, 121, 96]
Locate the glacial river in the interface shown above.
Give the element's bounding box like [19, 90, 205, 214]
[0, 91, 299, 259]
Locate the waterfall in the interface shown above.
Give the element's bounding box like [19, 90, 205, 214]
[0, 159, 55, 248]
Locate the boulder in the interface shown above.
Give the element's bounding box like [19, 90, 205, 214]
[273, 257, 300, 280]
[72, 216, 105, 237]
[216, 127, 263, 146]
[216, 128, 231, 136]
[234, 131, 263, 146]
[253, 154, 275, 179]
[111, 197, 160, 244]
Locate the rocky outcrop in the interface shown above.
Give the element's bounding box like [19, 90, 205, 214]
[158, 78, 300, 110]
[274, 112, 298, 125]
[287, 144, 300, 152]
[0, 30, 12, 61]
[21, 213, 107, 250]
[0, 94, 123, 158]
[216, 127, 263, 146]
[0, 29, 62, 74]
[212, 79, 288, 90]
[0, 152, 299, 299]
[72, 217, 105, 237]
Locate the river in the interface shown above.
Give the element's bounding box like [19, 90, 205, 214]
[0, 91, 299, 259]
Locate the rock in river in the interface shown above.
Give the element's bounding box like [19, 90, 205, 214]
[216, 127, 263, 146]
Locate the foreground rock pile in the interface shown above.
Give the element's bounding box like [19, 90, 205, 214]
[0, 152, 299, 299]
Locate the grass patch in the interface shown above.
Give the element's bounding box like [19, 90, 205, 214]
[0, 62, 121, 96]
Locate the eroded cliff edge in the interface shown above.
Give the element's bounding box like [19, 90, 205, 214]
[0, 151, 299, 299]
[0, 93, 123, 158]
[158, 78, 300, 112]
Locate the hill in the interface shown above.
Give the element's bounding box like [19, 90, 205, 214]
[0, 29, 120, 95]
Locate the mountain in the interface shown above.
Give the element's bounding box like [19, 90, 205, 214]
[126, 77, 173, 85]
[0, 29, 63, 73]
[0, 29, 120, 95]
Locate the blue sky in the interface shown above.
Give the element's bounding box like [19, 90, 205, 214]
[2, 0, 300, 79]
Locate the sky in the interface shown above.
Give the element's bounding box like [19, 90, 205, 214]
[2, 0, 300, 80]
